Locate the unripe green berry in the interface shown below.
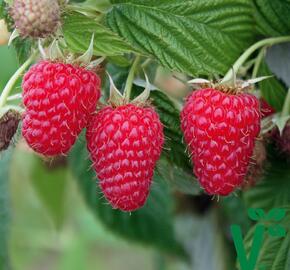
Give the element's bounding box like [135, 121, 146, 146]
[10, 0, 60, 38]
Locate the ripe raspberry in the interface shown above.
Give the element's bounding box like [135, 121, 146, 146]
[0, 110, 21, 151]
[10, 0, 60, 38]
[22, 60, 101, 156]
[260, 98, 275, 118]
[181, 88, 261, 196]
[86, 104, 164, 212]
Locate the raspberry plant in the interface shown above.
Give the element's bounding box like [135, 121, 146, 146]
[0, 0, 290, 269]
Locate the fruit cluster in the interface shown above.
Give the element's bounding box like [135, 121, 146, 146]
[8, 0, 264, 211]
[21, 59, 164, 212]
[21, 56, 263, 210]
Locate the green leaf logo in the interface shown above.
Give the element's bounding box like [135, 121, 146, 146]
[268, 225, 287, 238]
[266, 208, 286, 222]
[248, 208, 266, 221]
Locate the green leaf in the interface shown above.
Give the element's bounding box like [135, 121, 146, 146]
[258, 61, 287, 112]
[273, 115, 290, 135]
[62, 12, 133, 56]
[131, 85, 190, 169]
[149, 90, 191, 169]
[68, 135, 184, 256]
[244, 147, 290, 210]
[107, 55, 131, 67]
[241, 208, 290, 270]
[0, 1, 13, 30]
[30, 157, 68, 229]
[0, 0, 4, 19]
[0, 0, 32, 63]
[104, 65, 194, 193]
[219, 196, 251, 234]
[106, 0, 254, 75]
[70, 0, 111, 12]
[157, 158, 201, 195]
[0, 149, 12, 270]
[12, 38, 33, 64]
[254, 0, 290, 37]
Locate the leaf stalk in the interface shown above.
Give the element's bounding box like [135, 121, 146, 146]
[222, 36, 290, 82]
[124, 55, 141, 101]
[0, 51, 37, 109]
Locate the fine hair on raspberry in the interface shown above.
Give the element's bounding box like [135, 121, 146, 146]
[181, 88, 261, 196]
[22, 60, 101, 156]
[86, 103, 164, 212]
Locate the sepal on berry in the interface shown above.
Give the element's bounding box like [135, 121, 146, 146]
[267, 88, 290, 135]
[272, 115, 290, 136]
[188, 75, 271, 94]
[187, 78, 212, 86]
[108, 72, 124, 107]
[219, 68, 236, 87]
[107, 69, 152, 107]
[49, 39, 64, 61]
[8, 28, 19, 46]
[240, 76, 273, 89]
[132, 72, 151, 104]
[75, 34, 95, 66]
[38, 35, 105, 71]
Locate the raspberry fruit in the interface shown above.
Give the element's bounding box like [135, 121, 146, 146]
[22, 60, 101, 156]
[10, 0, 60, 38]
[86, 104, 164, 212]
[181, 88, 261, 196]
[0, 110, 21, 151]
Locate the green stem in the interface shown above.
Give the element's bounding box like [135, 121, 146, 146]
[141, 58, 152, 69]
[222, 36, 290, 82]
[0, 52, 37, 109]
[124, 55, 141, 101]
[252, 47, 266, 79]
[281, 88, 290, 117]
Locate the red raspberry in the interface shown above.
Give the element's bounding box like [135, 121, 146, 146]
[260, 98, 275, 118]
[181, 88, 261, 196]
[86, 104, 164, 212]
[22, 60, 101, 156]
